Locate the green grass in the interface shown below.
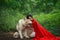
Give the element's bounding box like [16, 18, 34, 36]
[0, 9, 60, 36]
[0, 9, 24, 31]
[34, 12, 60, 36]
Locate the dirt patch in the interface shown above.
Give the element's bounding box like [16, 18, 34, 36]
[0, 32, 60, 40]
[0, 32, 31, 40]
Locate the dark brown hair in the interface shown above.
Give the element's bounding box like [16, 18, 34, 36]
[26, 14, 33, 19]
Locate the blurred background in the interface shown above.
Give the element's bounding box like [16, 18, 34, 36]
[0, 0, 60, 36]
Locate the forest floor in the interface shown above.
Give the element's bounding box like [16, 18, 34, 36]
[0, 31, 31, 40]
[0, 31, 60, 40]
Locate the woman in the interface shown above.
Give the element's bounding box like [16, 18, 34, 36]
[26, 14, 59, 40]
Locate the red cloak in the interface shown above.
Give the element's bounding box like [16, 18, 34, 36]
[31, 19, 59, 40]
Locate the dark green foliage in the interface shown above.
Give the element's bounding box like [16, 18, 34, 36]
[34, 11, 60, 36]
[0, 8, 24, 31]
[0, 0, 60, 35]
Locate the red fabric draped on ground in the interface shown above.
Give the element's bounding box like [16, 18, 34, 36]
[56, 37, 60, 40]
[31, 19, 60, 40]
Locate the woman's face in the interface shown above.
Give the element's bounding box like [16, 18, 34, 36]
[29, 16, 33, 21]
